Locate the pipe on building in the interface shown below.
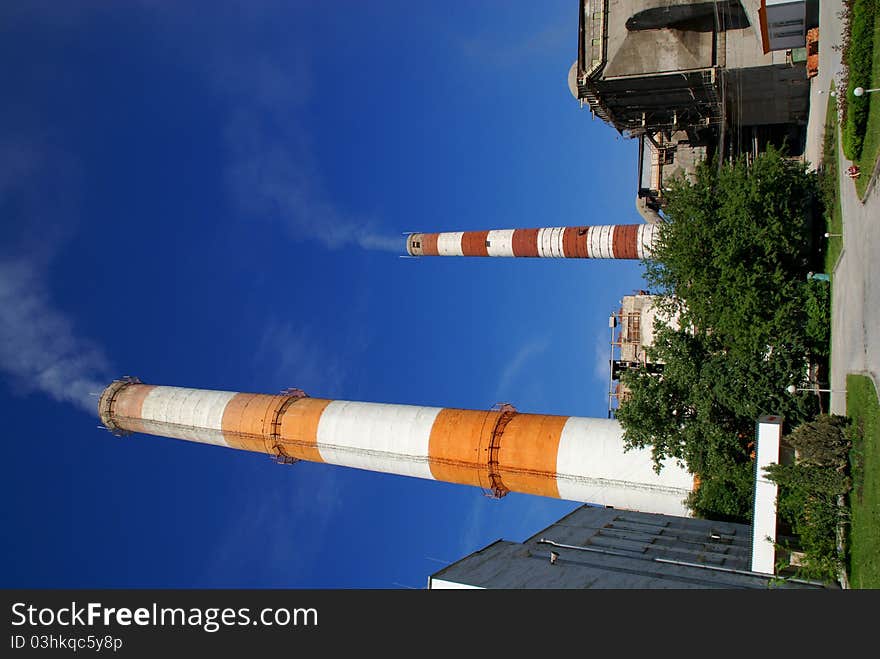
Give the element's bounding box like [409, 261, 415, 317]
[405, 224, 658, 259]
[535, 539, 827, 587]
[98, 379, 694, 516]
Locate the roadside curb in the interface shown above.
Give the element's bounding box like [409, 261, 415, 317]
[861, 154, 880, 201]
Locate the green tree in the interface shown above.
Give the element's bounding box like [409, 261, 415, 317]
[618, 325, 817, 477]
[616, 149, 826, 521]
[645, 147, 818, 359]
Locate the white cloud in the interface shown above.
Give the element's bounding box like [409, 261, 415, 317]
[0, 140, 111, 416]
[254, 320, 345, 396]
[593, 328, 613, 385]
[0, 260, 110, 415]
[458, 493, 579, 556]
[458, 498, 491, 555]
[458, 19, 572, 68]
[22, 2, 402, 255]
[495, 337, 550, 401]
[202, 18, 400, 253]
[200, 461, 344, 586]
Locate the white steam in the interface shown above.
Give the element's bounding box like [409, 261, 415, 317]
[0, 259, 110, 415]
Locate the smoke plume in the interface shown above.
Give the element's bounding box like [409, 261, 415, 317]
[0, 139, 110, 416]
[0, 259, 110, 415]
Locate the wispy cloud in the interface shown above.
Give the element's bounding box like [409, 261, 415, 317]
[459, 498, 491, 555]
[495, 337, 550, 401]
[458, 20, 572, 69]
[201, 462, 344, 586]
[204, 23, 400, 253]
[458, 493, 579, 556]
[0, 140, 111, 415]
[254, 320, 345, 396]
[0, 261, 110, 415]
[593, 329, 613, 385]
[223, 110, 399, 252]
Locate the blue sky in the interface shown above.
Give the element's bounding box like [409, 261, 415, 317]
[0, 1, 650, 588]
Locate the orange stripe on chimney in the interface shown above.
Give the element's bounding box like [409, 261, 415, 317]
[497, 414, 567, 498]
[277, 397, 333, 462]
[428, 408, 498, 487]
[111, 384, 157, 435]
[221, 393, 288, 453]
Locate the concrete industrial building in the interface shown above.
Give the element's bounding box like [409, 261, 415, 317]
[569, 0, 818, 217]
[611, 292, 679, 368]
[428, 504, 828, 588]
[607, 292, 681, 412]
[98, 378, 696, 516]
[635, 131, 707, 222]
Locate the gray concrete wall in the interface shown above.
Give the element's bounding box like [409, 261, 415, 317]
[727, 63, 810, 125]
[604, 0, 715, 77]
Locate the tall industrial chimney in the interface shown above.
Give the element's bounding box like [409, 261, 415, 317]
[99, 378, 694, 516]
[406, 224, 658, 259]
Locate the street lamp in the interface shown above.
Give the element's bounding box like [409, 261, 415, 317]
[825, 232, 842, 238]
[854, 87, 879, 97]
[786, 384, 846, 395]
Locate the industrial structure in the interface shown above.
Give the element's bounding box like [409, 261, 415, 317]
[98, 378, 695, 516]
[89, 3, 825, 587]
[406, 223, 657, 259]
[428, 503, 826, 589]
[569, 0, 817, 216]
[610, 292, 679, 369]
[607, 292, 682, 414]
[429, 416, 799, 588]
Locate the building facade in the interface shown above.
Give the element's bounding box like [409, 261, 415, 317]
[569, 0, 818, 214]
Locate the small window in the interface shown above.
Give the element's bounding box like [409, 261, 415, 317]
[770, 18, 803, 28]
[591, 37, 601, 46]
[485, 240, 491, 247]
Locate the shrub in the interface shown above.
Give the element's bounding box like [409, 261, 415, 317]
[785, 414, 852, 468]
[764, 416, 853, 582]
[842, 0, 877, 159]
[687, 462, 754, 521]
[766, 462, 851, 498]
[803, 279, 831, 358]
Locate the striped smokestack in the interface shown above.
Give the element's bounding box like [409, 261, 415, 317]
[406, 224, 658, 259]
[99, 378, 694, 516]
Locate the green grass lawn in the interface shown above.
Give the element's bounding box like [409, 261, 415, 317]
[846, 374, 880, 588]
[852, 0, 880, 198]
[822, 92, 844, 274]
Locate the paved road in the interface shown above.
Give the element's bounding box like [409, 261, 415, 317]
[803, 1, 843, 168]
[809, 2, 880, 413]
[831, 148, 880, 413]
